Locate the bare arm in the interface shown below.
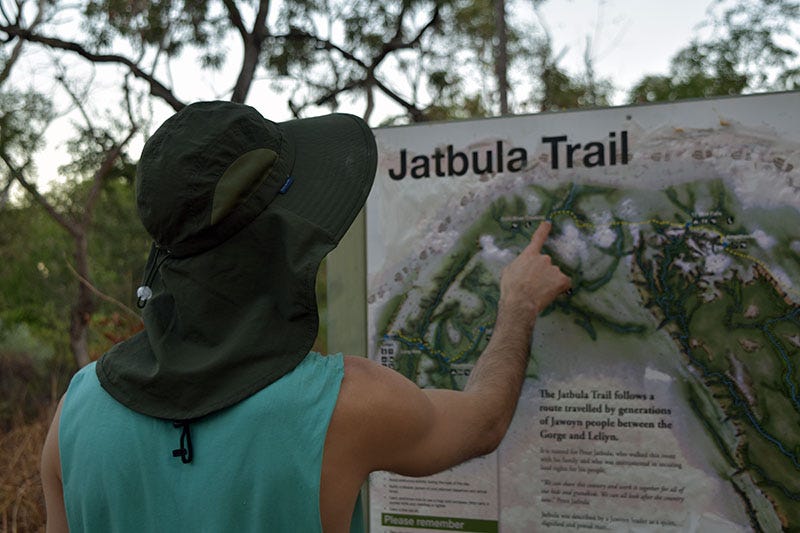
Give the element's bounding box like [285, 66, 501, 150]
[326, 222, 570, 481]
[41, 396, 69, 533]
[460, 220, 569, 450]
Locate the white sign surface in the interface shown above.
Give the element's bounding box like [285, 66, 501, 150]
[367, 93, 800, 532]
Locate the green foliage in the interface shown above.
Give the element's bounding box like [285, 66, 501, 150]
[0, 91, 53, 158]
[539, 59, 598, 111]
[528, 40, 612, 112]
[269, 0, 557, 121]
[88, 179, 151, 309]
[425, 0, 613, 117]
[0, 90, 55, 204]
[420, 68, 492, 121]
[56, 126, 137, 219]
[270, 0, 412, 105]
[82, 0, 225, 56]
[629, 44, 749, 104]
[0, 320, 70, 427]
[0, 200, 72, 355]
[0, 177, 148, 371]
[60, 126, 134, 182]
[628, 0, 799, 103]
[0, 321, 54, 363]
[711, 0, 799, 90]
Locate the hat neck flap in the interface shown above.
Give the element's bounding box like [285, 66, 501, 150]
[98, 207, 335, 421]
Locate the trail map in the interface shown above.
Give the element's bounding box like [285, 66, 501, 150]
[366, 93, 800, 532]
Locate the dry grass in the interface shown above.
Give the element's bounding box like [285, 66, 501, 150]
[0, 348, 72, 533]
[0, 407, 51, 533]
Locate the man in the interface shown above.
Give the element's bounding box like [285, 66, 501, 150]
[41, 102, 570, 532]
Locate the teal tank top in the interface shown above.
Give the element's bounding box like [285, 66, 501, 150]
[59, 352, 364, 532]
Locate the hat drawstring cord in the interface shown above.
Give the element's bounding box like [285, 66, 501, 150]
[136, 243, 172, 308]
[171, 420, 194, 464]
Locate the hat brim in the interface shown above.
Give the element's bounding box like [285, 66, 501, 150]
[275, 113, 377, 243]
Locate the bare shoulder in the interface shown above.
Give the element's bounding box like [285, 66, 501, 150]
[339, 356, 433, 426]
[336, 357, 434, 454]
[342, 354, 398, 380]
[342, 355, 420, 393]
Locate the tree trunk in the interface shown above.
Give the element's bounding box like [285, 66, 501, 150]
[232, 39, 260, 103]
[494, 0, 509, 115]
[229, 0, 270, 104]
[69, 232, 94, 367]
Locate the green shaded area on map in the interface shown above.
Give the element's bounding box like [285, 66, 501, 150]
[375, 180, 800, 530]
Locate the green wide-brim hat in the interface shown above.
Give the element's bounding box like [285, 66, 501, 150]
[96, 101, 377, 421]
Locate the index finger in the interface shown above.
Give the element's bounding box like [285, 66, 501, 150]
[529, 220, 552, 253]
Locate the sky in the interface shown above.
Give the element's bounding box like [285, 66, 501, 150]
[19, 0, 717, 189]
[538, 0, 714, 102]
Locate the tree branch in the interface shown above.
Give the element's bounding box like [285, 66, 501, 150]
[0, 150, 80, 236]
[64, 254, 142, 322]
[227, 0, 272, 102]
[0, 34, 23, 84]
[278, 6, 438, 122]
[306, 73, 423, 122]
[313, 78, 362, 107]
[253, 0, 271, 42]
[81, 127, 137, 227]
[0, 0, 13, 26]
[0, 0, 47, 85]
[363, 85, 374, 123]
[376, 5, 439, 64]
[282, 28, 369, 70]
[55, 66, 95, 134]
[0, 25, 186, 111]
[373, 77, 425, 121]
[221, 0, 248, 41]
